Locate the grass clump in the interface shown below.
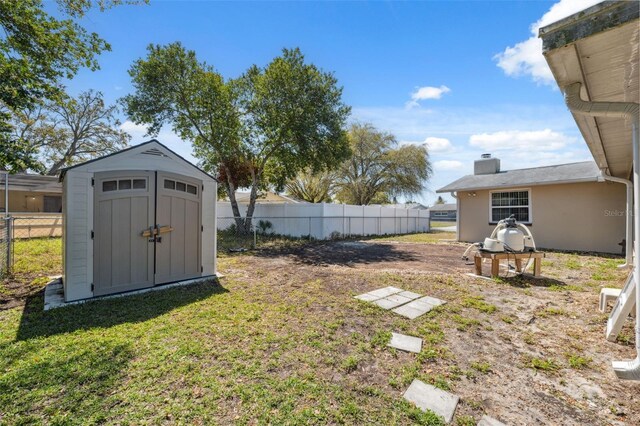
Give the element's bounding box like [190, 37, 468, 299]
[539, 307, 568, 317]
[341, 355, 360, 373]
[565, 256, 580, 270]
[452, 314, 481, 332]
[456, 415, 476, 426]
[567, 354, 592, 369]
[501, 315, 514, 324]
[370, 330, 392, 348]
[528, 357, 560, 372]
[461, 295, 496, 314]
[470, 361, 491, 374]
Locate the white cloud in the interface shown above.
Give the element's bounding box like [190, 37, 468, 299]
[423, 137, 453, 152]
[120, 120, 148, 134]
[412, 85, 451, 100]
[434, 160, 463, 171]
[406, 85, 450, 108]
[494, 0, 602, 85]
[469, 129, 575, 151]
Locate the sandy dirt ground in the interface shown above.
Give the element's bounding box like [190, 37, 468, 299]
[222, 238, 640, 425]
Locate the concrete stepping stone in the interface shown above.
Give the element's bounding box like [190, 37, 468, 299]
[478, 415, 506, 426]
[388, 332, 423, 353]
[403, 379, 459, 424]
[392, 303, 432, 319]
[368, 286, 404, 298]
[374, 294, 413, 310]
[398, 290, 421, 300]
[354, 293, 382, 302]
[414, 296, 445, 307]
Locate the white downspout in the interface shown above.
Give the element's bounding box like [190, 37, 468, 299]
[565, 82, 640, 380]
[450, 191, 459, 241]
[613, 119, 640, 380]
[598, 172, 633, 268]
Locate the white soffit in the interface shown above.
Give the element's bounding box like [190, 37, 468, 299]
[540, 1, 639, 179]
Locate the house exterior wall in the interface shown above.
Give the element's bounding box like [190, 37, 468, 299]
[430, 210, 457, 221]
[458, 181, 626, 254]
[63, 143, 217, 302]
[0, 190, 62, 213]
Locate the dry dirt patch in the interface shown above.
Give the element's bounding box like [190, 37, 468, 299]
[224, 238, 640, 424]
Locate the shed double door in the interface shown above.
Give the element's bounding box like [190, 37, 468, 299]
[93, 171, 202, 296]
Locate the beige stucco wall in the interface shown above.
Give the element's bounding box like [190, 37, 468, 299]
[457, 181, 626, 254]
[0, 190, 61, 213]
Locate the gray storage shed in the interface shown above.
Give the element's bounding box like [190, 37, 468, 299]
[60, 140, 217, 302]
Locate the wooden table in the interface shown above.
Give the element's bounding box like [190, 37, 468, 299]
[474, 251, 545, 278]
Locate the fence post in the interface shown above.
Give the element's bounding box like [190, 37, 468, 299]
[308, 217, 311, 240]
[8, 218, 12, 270]
[253, 224, 257, 249]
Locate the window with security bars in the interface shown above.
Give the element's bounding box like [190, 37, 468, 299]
[490, 190, 530, 223]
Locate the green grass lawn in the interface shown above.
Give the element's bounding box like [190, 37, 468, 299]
[1, 238, 62, 308]
[368, 230, 456, 244]
[0, 238, 445, 425]
[429, 221, 456, 228]
[0, 235, 634, 425]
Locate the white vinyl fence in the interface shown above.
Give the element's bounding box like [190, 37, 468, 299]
[217, 202, 430, 239]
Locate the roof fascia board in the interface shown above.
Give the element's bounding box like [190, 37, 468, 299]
[436, 177, 600, 193]
[539, 1, 639, 52]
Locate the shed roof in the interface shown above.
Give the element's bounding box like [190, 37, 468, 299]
[59, 140, 216, 182]
[436, 161, 600, 193]
[0, 174, 62, 193]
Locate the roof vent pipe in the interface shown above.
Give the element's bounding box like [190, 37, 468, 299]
[564, 82, 640, 380]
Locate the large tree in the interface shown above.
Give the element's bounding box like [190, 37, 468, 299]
[285, 168, 335, 203]
[123, 43, 351, 231]
[0, 0, 143, 171]
[7, 90, 130, 174]
[334, 123, 432, 205]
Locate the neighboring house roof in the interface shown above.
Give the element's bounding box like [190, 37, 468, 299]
[232, 191, 301, 204]
[382, 203, 428, 210]
[0, 173, 62, 193]
[539, 1, 639, 179]
[436, 161, 600, 193]
[429, 203, 456, 211]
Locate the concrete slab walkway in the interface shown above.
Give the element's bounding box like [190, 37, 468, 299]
[388, 332, 423, 353]
[403, 379, 459, 424]
[478, 415, 506, 426]
[354, 287, 446, 320]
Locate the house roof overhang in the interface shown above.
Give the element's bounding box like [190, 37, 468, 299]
[539, 0, 639, 179]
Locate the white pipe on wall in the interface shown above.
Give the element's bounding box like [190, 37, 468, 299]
[564, 81, 640, 380]
[598, 172, 633, 268]
[450, 191, 459, 241]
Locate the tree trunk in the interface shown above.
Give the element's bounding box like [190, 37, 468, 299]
[47, 157, 67, 176]
[244, 170, 261, 234]
[223, 164, 245, 234]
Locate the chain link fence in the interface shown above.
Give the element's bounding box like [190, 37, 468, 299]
[217, 216, 431, 251]
[0, 217, 12, 277]
[10, 214, 63, 239]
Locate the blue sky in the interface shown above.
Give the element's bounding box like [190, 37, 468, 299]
[55, 0, 599, 205]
